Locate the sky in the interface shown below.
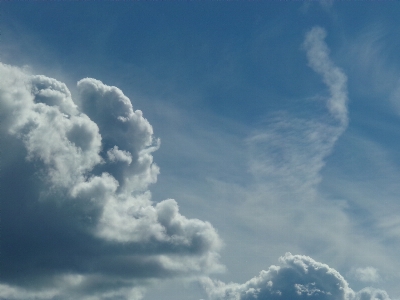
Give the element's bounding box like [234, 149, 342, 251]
[1, 1, 400, 300]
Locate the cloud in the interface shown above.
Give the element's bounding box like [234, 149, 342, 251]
[303, 27, 348, 127]
[209, 25, 391, 300]
[247, 26, 348, 199]
[0, 61, 223, 299]
[355, 288, 390, 300]
[351, 267, 380, 283]
[0, 25, 394, 300]
[201, 253, 390, 300]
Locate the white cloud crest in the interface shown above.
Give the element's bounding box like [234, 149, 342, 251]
[201, 253, 390, 300]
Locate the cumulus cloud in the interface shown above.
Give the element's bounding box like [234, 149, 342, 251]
[201, 253, 390, 300]
[107, 146, 133, 165]
[0, 62, 223, 299]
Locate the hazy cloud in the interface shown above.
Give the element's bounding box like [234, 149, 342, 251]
[351, 267, 380, 283]
[107, 146, 133, 165]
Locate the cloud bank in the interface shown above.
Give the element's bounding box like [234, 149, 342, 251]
[0, 62, 223, 299]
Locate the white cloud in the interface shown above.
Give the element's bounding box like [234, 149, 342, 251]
[201, 253, 390, 300]
[31, 74, 79, 116]
[0, 61, 223, 299]
[303, 26, 348, 127]
[0, 24, 395, 300]
[77, 77, 161, 194]
[107, 145, 133, 165]
[355, 288, 390, 300]
[247, 26, 348, 196]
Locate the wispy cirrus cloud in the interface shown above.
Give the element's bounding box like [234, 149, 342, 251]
[247, 26, 348, 198]
[201, 26, 392, 300]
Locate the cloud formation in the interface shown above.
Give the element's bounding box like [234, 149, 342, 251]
[201, 253, 390, 300]
[303, 27, 348, 127]
[0, 62, 223, 299]
[0, 26, 393, 300]
[212, 26, 391, 300]
[247, 27, 348, 198]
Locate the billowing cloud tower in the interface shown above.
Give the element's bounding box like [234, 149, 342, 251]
[0, 62, 223, 299]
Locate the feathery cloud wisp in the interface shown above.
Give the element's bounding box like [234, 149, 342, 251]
[202, 25, 391, 300]
[248, 27, 348, 198]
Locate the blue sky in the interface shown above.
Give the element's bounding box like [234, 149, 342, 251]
[1, 2, 400, 300]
